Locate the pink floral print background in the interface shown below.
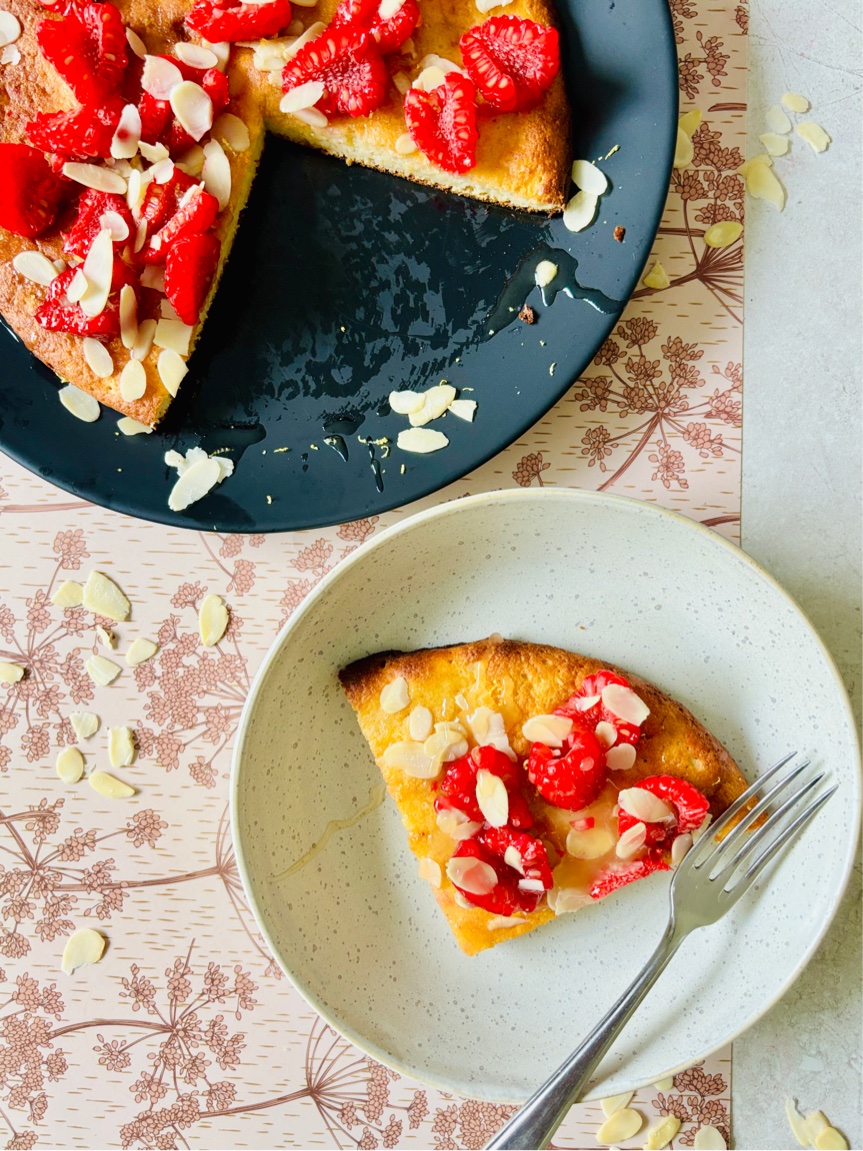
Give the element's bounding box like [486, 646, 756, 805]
[0, 1, 744, 1145]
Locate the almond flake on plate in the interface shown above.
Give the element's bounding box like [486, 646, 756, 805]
[118, 416, 153, 435]
[51, 580, 83, 607]
[70, 711, 99, 740]
[56, 746, 85, 784]
[83, 337, 114, 378]
[108, 726, 136, 768]
[596, 1107, 642, 1145]
[89, 770, 135, 799]
[562, 189, 598, 232]
[642, 261, 670, 290]
[0, 661, 24, 684]
[85, 655, 122, 686]
[199, 594, 229, 646]
[571, 158, 608, 195]
[759, 132, 790, 156]
[82, 570, 130, 621]
[448, 399, 476, 422]
[59, 384, 100, 423]
[534, 258, 558, 288]
[96, 626, 115, 648]
[126, 637, 158, 665]
[397, 427, 448, 454]
[600, 1091, 634, 1117]
[389, 389, 425, 415]
[765, 104, 792, 134]
[61, 928, 106, 974]
[157, 348, 189, 397]
[62, 162, 127, 195]
[380, 676, 410, 713]
[409, 383, 456, 426]
[703, 220, 743, 249]
[796, 121, 831, 153]
[12, 249, 59, 285]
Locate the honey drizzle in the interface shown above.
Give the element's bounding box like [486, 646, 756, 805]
[272, 783, 388, 880]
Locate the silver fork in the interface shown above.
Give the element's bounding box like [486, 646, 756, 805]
[486, 753, 836, 1151]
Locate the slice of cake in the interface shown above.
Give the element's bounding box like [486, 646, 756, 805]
[340, 636, 748, 956]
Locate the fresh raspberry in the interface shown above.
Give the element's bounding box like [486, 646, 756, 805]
[556, 670, 643, 746]
[526, 723, 606, 811]
[0, 143, 66, 238]
[437, 745, 533, 830]
[202, 68, 231, 116]
[588, 852, 670, 901]
[479, 825, 553, 890]
[403, 73, 479, 173]
[617, 775, 710, 847]
[459, 15, 559, 113]
[139, 167, 197, 235]
[281, 26, 388, 118]
[36, 1, 128, 104]
[35, 259, 136, 338]
[137, 91, 173, 144]
[448, 838, 545, 917]
[332, 0, 421, 54]
[164, 232, 221, 325]
[186, 0, 292, 42]
[26, 99, 124, 161]
[62, 189, 135, 259]
[141, 184, 220, 265]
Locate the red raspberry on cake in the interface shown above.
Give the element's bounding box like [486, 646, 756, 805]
[164, 233, 221, 326]
[281, 26, 389, 118]
[403, 74, 479, 174]
[459, 15, 560, 113]
[186, 0, 293, 42]
[447, 833, 551, 917]
[0, 143, 66, 238]
[26, 100, 126, 162]
[35, 259, 137, 339]
[36, 0, 128, 105]
[589, 852, 671, 901]
[617, 775, 710, 848]
[332, 0, 421, 54]
[62, 190, 135, 260]
[437, 745, 533, 830]
[526, 722, 606, 811]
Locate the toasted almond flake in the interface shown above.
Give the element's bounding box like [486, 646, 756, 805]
[602, 683, 649, 726]
[0, 10, 22, 47]
[89, 770, 135, 798]
[448, 399, 476, 422]
[380, 676, 410, 713]
[814, 1130, 848, 1151]
[63, 162, 127, 195]
[674, 125, 694, 168]
[117, 284, 139, 350]
[78, 227, 115, 318]
[797, 121, 831, 153]
[412, 64, 448, 91]
[82, 570, 130, 622]
[694, 1125, 728, 1150]
[392, 70, 411, 94]
[157, 348, 188, 397]
[280, 80, 326, 113]
[201, 138, 231, 210]
[446, 855, 497, 896]
[566, 825, 615, 859]
[56, 746, 85, 783]
[408, 705, 433, 740]
[0, 41, 20, 63]
[131, 318, 157, 361]
[594, 720, 617, 748]
[397, 427, 448, 454]
[522, 713, 574, 747]
[126, 26, 147, 56]
[52, 580, 83, 607]
[85, 655, 121, 686]
[548, 885, 593, 914]
[170, 80, 213, 141]
[704, 220, 743, 249]
[759, 131, 790, 156]
[618, 786, 674, 823]
[765, 104, 792, 134]
[409, 383, 457, 426]
[142, 54, 183, 99]
[61, 928, 106, 974]
[394, 132, 417, 155]
[782, 91, 810, 113]
[475, 768, 509, 827]
[154, 317, 194, 357]
[212, 112, 251, 153]
[0, 661, 24, 684]
[108, 726, 136, 768]
[671, 832, 693, 865]
[487, 913, 526, 929]
[563, 188, 598, 232]
[678, 107, 702, 136]
[645, 1115, 681, 1150]
[117, 415, 153, 436]
[96, 626, 115, 648]
[284, 21, 327, 60]
[382, 739, 440, 778]
[600, 1092, 634, 1117]
[746, 161, 786, 209]
[70, 711, 99, 740]
[571, 158, 608, 195]
[59, 384, 100, 423]
[126, 638, 158, 666]
[174, 41, 219, 68]
[12, 249, 59, 285]
[389, 389, 424, 414]
[82, 337, 113, 379]
[418, 857, 441, 887]
[642, 261, 670, 290]
[534, 258, 558, 288]
[615, 821, 647, 859]
[197, 593, 228, 647]
[596, 1107, 642, 1144]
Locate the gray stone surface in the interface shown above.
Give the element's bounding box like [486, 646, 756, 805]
[735, 0, 862, 1147]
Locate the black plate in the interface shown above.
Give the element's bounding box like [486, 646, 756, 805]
[0, 0, 678, 532]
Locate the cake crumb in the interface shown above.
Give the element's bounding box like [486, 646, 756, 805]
[518, 304, 537, 324]
[613, 225, 626, 242]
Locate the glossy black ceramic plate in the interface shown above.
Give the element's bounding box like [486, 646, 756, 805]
[0, 0, 678, 532]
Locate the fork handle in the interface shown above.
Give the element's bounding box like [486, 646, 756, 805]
[485, 920, 687, 1151]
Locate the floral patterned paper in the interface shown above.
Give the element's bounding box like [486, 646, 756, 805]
[0, 1, 743, 1145]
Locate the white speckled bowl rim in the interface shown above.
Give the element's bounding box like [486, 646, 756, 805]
[230, 489, 861, 1103]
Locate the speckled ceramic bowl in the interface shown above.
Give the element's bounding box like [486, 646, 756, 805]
[231, 489, 861, 1103]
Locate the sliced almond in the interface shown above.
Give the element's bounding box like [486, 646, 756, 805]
[394, 132, 417, 155]
[82, 570, 131, 622]
[475, 768, 509, 827]
[397, 427, 448, 454]
[292, 106, 328, 128]
[96, 626, 115, 648]
[600, 1091, 634, 1117]
[139, 140, 169, 164]
[653, 1076, 675, 1091]
[111, 102, 142, 160]
[119, 283, 138, 350]
[380, 676, 410, 713]
[142, 54, 183, 99]
[796, 121, 831, 153]
[412, 65, 448, 92]
[408, 383, 457, 426]
[56, 746, 85, 784]
[615, 821, 647, 859]
[62, 163, 127, 195]
[174, 41, 219, 69]
[1, 40, 20, 64]
[446, 855, 496, 896]
[418, 857, 441, 887]
[61, 928, 106, 974]
[154, 317, 194, 357]
[70, 711, 99, 740]
[0, 10, 22, 46]
[674, 126, 694, 168]
[606, 743, 636, 772]
[85, 655, 121, 686]
[594, 720, 617, 748]
[503, 845, 524, 874]
[382, 739, 440, 779]
[571, 158, 608, 195]
[448, 399, 476, 422]
[521, 713, 574, 747]
[12, 249, 59, 286]
[131, 317, 158, 362]
[389, 389, 425, 415]
[566, 826, 615, 859]
[126, 637, 158, 666]
[408, 705, 433, 740]
[424, 722, 468, 763]
[487, 913, 527, 929]
[704, 220, 743, 249]
[0, 661, 25, 684]
[118, 358, 147, 402]
[79, 227, 115, 318]
[782, 91, 810, 113]
[212, 111, 251, 151]
[642, 261, 670, 290]
[765, 104, 792, 134]
[534, 259, 559, 289]
[202, 137, 232, 210]
[805, 1113, 831, 1142]
[562, 189, 598, 232]
[645, 1115, 681, 1150]
[199, 593, 228, 646]
[51, 580, 83, 607]
[694, 1126, 728, 1150]
[738, 153, 773, 177]
[175, 144, 206, 177]
[118, 416, 153, 436]
[595, 1107, 642, 1144]
[814, 1130, 848, 1151]
[746, 161, 786, 209]
[759, 131, 790, 156]
[167, 456, 220, 511]
[59, 385, 100, 423]
[66, 269, 89, 303]
[618, 786, 674, 823]
[83, 337, 113, 379]
[108, 726, 136, 768]
[547, 885, 593, 914]
[280, 80, 326, 113]
[671, 832, 693, 865]
[201, 37, 230, 67]
[786, 1099, 813, 1147]
[157, 348, 189, 397]
[126, 27, 148, 57]
[392, 71, 411, 94]
[601, 683, 649, 726]
[678, 107, 702, 136]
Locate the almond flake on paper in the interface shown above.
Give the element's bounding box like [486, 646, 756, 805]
[82, 570, 131, 621]
[89, 770, 135, 799]
[56, 746, 85, 784]
[0, 661, 25, 683]
[643, 261, 670, 290]
[61, 928, 106, 975]
[108, 727, 136, 768]
[70, 711, 100, 740]
[51, 580, 83, 607]
[85, 655, 122, 686]
[199, 594, 229, 647]
[126, 637, 158, 666]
